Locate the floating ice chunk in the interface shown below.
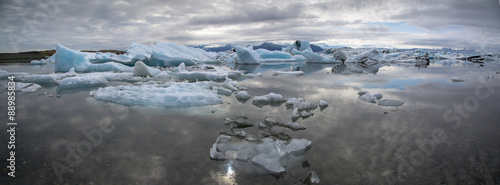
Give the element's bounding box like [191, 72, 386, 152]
[55, 44, 91, 72]
[91, 82, 224, 108]
[236, 91, 252, 100]
[302, 51, 342, 64]
[176, 64, 240, 81]
[319, 100, 328, 108]
[253, 92, 286, 103]
[133, 61, 160, 77]
[55, 44, 132, 73]
[264, 117, 306, 131]
[359, 93, 382, 103]
[377, 100, 404, 107]
[214, 87, 233, 96]
[7, 82, 41, 92]
[30, 59, 48, 65]
[222, 78, 238, 91]
[358, 90, 369, 96]
[210, 135, 231, 161]
[286, 98, 317, 111]
[291, 40, 312, 52]
[451, 77, 465, 82]
[58, 76, 108, 89]
[149, 51, 197, 67]
[235, 46, 261, 64]
[308, 171, 320, 183]
[284, 138, 311, 155]
[252, 138, 311, 174]
[292, 108, 300, 119]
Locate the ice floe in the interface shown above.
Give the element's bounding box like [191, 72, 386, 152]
[451, 77, 465, 82]
[302, 51, 342, 64]
[58, 76, 108, 89]
[90, 82, 224, 108]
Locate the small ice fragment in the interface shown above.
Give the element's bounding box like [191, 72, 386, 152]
[236, 91, 252, 100]
[451, 77, 465, 82]
[133, 61, 156, 77]
[319, 100, 328, 108]
[373, 92, 383, 100]
[309, 171, 320, 183]
[377, 100, 404, 107]
[359, 93, 378, 103]
[253, 92, 286, 103]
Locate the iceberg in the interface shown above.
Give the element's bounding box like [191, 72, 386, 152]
[58, 76, 108, 89]
[286, 98, 317, 111]
[291, 40, 312, 52]
[236, 91, 252, 100]
[55, 44, 132, 73]
[127, 42, 218, 66]
[302, 51, 342, 64]
[319, 100, 328, 108]
[256, 49, 298, 62]
[252, 92, 287, 107]
[133, 61, 161, 77]
[175, 63, 241, 81]
[359, 92, 383, 103]
[90, 82, 224, 108]
[234, 46, 261, 64]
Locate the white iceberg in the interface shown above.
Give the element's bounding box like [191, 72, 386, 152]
[234, 46, 261, 64]
[133, 61, 161, 77]
[236, 91, 252, 100]
[175, 63, 241, 81]
[253, 92, 286, 103]
[91, 82, 224, 108]
[319, 100, 328, 108]
[127, 42, 218, 67]
[55, 44, 132, 73]
[359, 92, 383, 103]
[291, 40, 312, 52]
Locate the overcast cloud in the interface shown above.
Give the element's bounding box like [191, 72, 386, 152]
[0, 0, 499, 52]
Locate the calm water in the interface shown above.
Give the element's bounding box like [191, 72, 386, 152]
[1, 61, 500, 184]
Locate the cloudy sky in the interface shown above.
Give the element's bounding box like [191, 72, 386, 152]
[1, 0, 499, 52]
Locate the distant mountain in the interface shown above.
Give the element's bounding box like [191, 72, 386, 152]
[253, 42, 285, 51]
[199, 44, 234, 52]
[310, 44, 324, 52]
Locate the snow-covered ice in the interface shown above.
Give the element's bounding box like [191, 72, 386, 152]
[252, 92, 286, 107]
[133, 61, 160, 77]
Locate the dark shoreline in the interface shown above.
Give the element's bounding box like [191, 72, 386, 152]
[0, 50, 125, 63]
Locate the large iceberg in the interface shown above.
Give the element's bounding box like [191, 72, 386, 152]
[291, 40, 312, 52]
[127, 42, 218, 67]
[55, 44, 132, 73]
[90, 82, 224, 108]
[234, 46, 261, 64]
